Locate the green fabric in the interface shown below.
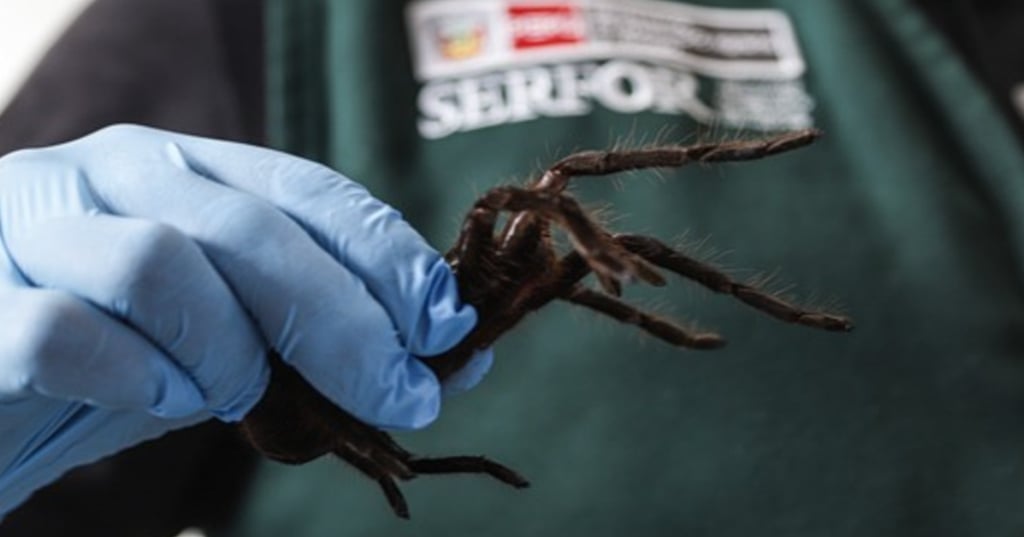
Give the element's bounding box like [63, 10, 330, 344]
[233, 0, 1024, 535]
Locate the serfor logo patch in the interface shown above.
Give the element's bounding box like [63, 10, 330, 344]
[407, 0, 814, 139]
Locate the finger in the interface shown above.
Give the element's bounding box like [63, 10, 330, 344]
[440, 347, 494, 396]
[0, 398, 205, 514]
[0, 287, 204, 418]
[65, 134, 441, 429]
[128, 127, 475, 356]
[0, 236, 27, 288]
[0, 149, 79, 288]
[4, 215, 268, 420]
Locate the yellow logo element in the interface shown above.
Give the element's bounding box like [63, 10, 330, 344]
[436, 19, 487, 60]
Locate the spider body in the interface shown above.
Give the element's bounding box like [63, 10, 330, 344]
[239, 129, 853, 519]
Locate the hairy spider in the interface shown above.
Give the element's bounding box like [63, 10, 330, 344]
[239, 128, 853, 519]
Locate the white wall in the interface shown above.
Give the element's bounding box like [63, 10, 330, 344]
[0, 1, 95, 112]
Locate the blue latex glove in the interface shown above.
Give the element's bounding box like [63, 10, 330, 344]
[0, 124, 492, 515]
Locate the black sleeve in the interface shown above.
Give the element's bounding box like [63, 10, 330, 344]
[913, 0, 1024, 138]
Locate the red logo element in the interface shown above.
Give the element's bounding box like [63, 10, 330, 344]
[508, 3, 586, 50]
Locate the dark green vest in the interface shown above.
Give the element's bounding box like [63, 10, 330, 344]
[233, 1, 1024, 535]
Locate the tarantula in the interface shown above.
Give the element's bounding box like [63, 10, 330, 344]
[239, 128, 853, 519]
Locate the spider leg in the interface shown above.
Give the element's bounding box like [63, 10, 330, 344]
[408, 456, 531, 488]
[495, 212, 556, 275]
[614, 234, 853, 331]
[333, 442, 412, 519]
[533, 129, 821, 193]
[563, 285, 725, 348]
[328, 412, 533, 519]
[446, 207, 503, 304]
[333, 425, 416, 481]
[332, 439, 528, 519]
[467, 186, 664, 293]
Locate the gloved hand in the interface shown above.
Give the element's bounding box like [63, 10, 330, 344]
[0, 124, 492, 515]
